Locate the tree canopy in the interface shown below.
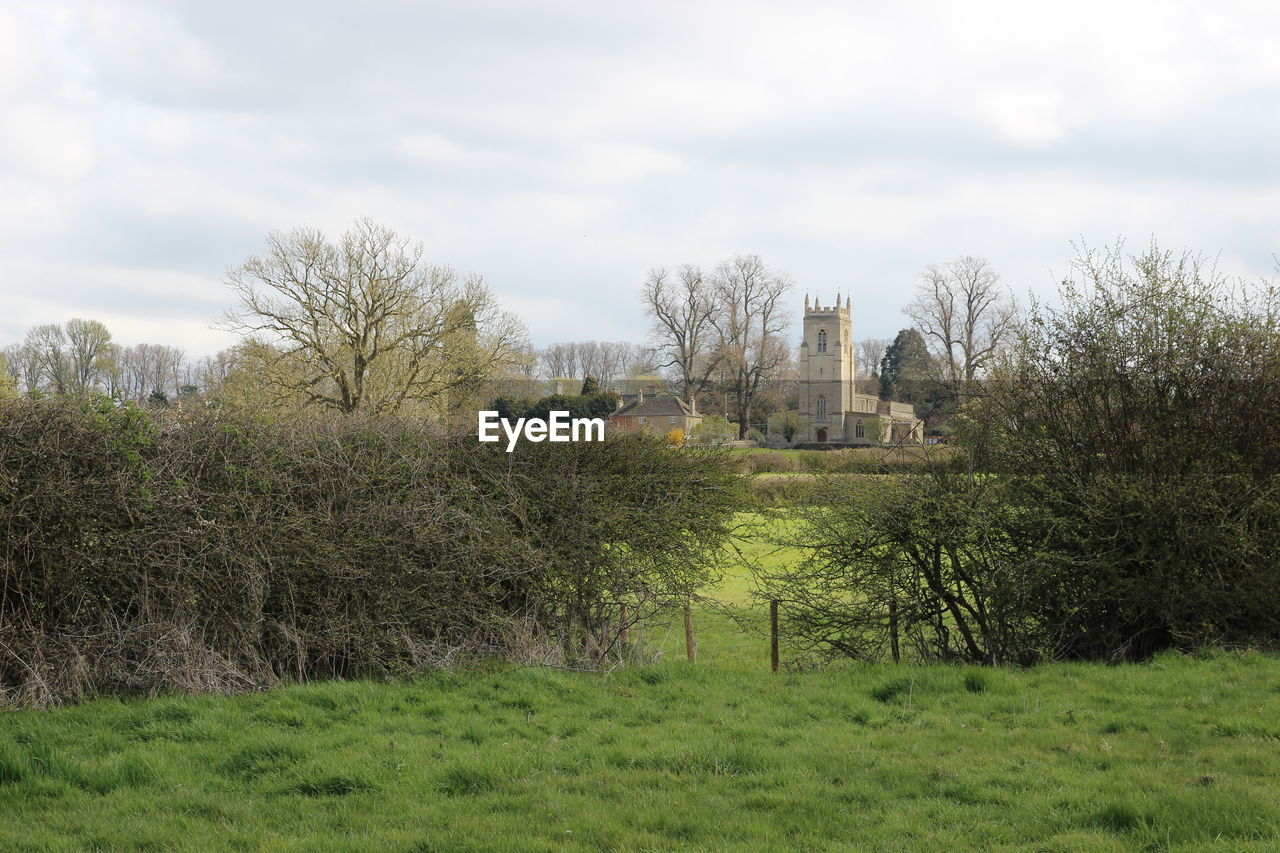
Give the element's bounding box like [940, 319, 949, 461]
[221, 218, 527, 416]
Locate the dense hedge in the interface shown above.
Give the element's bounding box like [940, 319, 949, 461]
[0, 399, 744, 705]
[730, 446, 953, 476]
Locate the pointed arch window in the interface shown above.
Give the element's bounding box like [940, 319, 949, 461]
[855, 421, 865, 439]
[816, 395, 828, 421]
[816, 329, 828, 353]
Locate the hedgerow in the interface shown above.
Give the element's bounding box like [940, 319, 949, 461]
[0, 399, 744, 705]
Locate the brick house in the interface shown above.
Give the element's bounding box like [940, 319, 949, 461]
[608, 393, 702, 435]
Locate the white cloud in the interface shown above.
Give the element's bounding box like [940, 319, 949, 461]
[1, 0, 1278, 354]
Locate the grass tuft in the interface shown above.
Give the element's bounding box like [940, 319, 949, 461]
[1086, 803, 1146, 833]
[436, 763, 505, 796]
[0, 743, 26, 786]
[870, 676, 915, 704]
[289, 774, 374, 797]
[222, 742, 307, 780]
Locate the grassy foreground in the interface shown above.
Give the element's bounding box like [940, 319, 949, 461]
[2, 652, 1278, 851]
[4, 518, 1278, 850]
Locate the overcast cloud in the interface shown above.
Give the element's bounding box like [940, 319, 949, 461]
[3, 0, 1279, 356]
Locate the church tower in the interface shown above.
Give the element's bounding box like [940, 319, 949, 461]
[797, 294, 854, 442]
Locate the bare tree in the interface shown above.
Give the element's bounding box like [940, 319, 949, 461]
[576, 341, 607, 384]
[64, 318, 114, 395]
[143, 344, 184, 400]
[585, 341, 646, 387]
[856, 338, 890, 379]
[906, 256, 1015, 387]
[539, 340, 651, 388]
[539, 341, 579, 380]
[195, 350, 236, 392]
[711, 254, 792, 438]
[23, 324, 71, 395]
[642, 264, 721, 407]
[619, 343, 658, 380]
[108, 342, 185, 402]
[221, 218, 527, 416]
[0, 350, 17, 399]
[114, 344, 142, 400]
[1, 343, 40, 394]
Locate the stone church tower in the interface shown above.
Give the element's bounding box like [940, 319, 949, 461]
[794, 294, 923, 445]
[797, 294, 856, 442]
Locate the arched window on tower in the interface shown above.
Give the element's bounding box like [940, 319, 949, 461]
[816, 329, 827, 353]
[816, 395, 827, 421]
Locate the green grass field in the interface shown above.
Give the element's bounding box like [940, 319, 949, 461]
[3, 653, 1278, 851]
[3, 517, 1279, 851]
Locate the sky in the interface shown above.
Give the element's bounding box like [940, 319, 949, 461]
[3, 0, 1279, 358]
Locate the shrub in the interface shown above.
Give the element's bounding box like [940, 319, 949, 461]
[734, 451, 804, 474]
[0, 400, 746, 705]
[745, 473, 821, 507]
[665, 428, 684, 446]
[688, 415, 735, 447]
[758, 459, 1044, 665]
[970, 242, 1280, 659]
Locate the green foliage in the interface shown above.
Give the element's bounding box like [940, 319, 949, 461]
[757, 461, 1046, 664]
[767, 409, 807, 443]
[880, 328, 950, 423]
[0, 653, 1277, 849]
[878, 328, 933, 401]
[688, 414, 736, 446]
[969, 241, 1280, 659]
[0, 353, 17, 401]
[493, 390, 618, 421]
[729, 445, 955, 475]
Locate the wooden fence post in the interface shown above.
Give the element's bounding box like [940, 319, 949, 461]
[683, 601, 696, 663]
[889, 598, 900, 664]
[770, 599, 779, 673]
[619, 602, 630, 658]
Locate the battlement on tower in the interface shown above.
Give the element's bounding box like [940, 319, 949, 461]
[803, 293, 852, 318]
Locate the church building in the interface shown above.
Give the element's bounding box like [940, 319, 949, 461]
[795, 294, 923, 445]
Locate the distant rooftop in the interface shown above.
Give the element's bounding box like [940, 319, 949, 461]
[612, 395, 698, 418]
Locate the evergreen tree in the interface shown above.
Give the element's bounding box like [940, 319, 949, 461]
[879, 329, 933, 401]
